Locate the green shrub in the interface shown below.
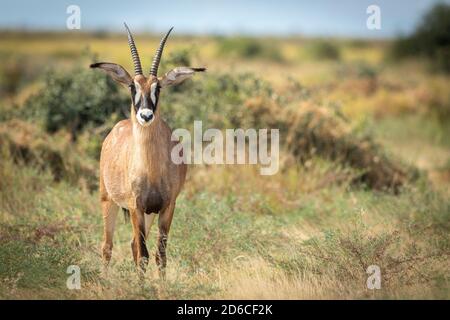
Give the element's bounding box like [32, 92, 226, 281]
[391, 3, 450, 72]
[26, 64, 128, 139]
[217, 37, 283, 62]
[161, 71, 276, 130]
[161, 48, 192, 71]
[307, 41, 341, 61]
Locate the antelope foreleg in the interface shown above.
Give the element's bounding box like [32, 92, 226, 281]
[130, 209, 149, 272]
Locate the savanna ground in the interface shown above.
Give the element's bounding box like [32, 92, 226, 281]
[0, 24, 449, 299]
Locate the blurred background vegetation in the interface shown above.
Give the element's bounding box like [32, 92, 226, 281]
[0, 2, 449, 299]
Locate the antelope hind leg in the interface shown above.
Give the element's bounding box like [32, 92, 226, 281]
[156, 203, 175, 279]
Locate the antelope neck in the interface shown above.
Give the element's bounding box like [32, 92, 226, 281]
[132, 114, 163, 166]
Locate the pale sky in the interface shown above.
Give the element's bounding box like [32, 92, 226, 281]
[0, 0, 449, 38]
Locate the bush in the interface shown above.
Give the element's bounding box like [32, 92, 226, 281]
[26, 64, 128, 139]
[217, 37, 283, 62]
[283, 103, 408, 191]
[391, 3, 450, 72]
[161, 48, 192, 70]
[161, 70, 408, 191]
[307, 41, 341, 61]
[0, 120, 98, 190]
[161, 72, 276, 130]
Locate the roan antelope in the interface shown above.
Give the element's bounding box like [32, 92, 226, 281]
[90, 23, 205, 276]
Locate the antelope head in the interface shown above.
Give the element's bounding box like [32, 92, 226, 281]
[91, 23, 205, 127]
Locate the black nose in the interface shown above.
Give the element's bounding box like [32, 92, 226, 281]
[141, 113, 153, 122]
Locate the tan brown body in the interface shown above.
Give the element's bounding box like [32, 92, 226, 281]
[99, 106, 186, 273]
[100, 115, 186, 214]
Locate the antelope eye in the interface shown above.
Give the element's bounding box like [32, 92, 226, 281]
[129, 84, 136, 95]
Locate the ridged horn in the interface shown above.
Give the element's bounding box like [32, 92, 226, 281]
[124, 22, 143, 75]
[150, 27, 174, 77]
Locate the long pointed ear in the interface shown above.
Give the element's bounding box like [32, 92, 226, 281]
[90, 62, 133, 86]
[159, 67, 206, 88]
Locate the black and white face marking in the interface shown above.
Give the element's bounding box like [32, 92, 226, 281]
[150, 82, 159, 107]
[131, 80, 160, 127]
